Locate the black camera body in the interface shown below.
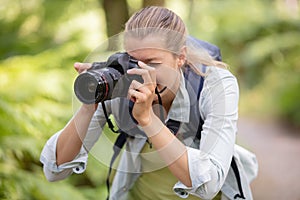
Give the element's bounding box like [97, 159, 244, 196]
[74, 52, 141, 104]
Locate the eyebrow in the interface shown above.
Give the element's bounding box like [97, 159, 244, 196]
[143, 56, 162, 63]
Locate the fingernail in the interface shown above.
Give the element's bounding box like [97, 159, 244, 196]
[74, 62, 80, 67]
[138, 61, 145, 66]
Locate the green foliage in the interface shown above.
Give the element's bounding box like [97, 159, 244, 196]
[186, 0, 300, 126]
[1, 170, 90, 200]
[0, 0, 107, 199]
[276, 72, 300, 125]
[0, 0, 100, 59]
[0, 43, 95, 199]
[1, 0, 300, 199]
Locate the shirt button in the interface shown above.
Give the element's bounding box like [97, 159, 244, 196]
[180, 191, 187, 196]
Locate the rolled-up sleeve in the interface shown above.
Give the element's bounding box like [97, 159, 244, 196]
[40, 101, 110, 182]
[174, 67, 239, 199]
[40, 131, 88, 182]
[174, 148, 223, 199]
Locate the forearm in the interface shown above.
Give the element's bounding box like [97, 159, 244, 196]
[143, 114, 192, 187]
[56, 104, 96, 165]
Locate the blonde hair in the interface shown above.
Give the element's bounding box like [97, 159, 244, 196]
[124, 6, 227, 75]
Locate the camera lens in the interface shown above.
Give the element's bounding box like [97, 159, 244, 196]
[74, 52, 137, 104]
[74, 72, 105, 104]
[88, 82, 97, 93]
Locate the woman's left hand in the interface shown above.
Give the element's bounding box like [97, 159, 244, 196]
[127, 61, 156, 126]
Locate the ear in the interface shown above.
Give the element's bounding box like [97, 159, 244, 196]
[177, 46, 187, 67]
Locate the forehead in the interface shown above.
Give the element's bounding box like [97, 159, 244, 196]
[124, 36, 166, 52]
[124, 36, 175, 61]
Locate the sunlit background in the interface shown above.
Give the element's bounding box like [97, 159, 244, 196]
[0, 0, 299, 199]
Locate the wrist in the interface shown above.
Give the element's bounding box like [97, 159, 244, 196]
[141, 113, 164, 137]
[81, 103, 97, 113]
[138, 110, 154, 127]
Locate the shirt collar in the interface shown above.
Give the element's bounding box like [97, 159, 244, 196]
[167, 71, 190, 123]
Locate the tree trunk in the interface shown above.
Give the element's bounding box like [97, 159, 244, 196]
[101, 0, 129, 50]
[101, 0, 166, 50]
[143, 0, 165, 7]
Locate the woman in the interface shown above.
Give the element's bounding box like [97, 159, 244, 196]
[40, 6, 257, 200]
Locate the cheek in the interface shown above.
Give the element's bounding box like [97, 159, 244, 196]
[155, 65, 180, 88]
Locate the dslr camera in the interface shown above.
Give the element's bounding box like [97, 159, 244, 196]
[74, 52, 141, 104]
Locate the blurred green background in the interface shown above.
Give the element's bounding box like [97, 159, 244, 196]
[0, 0, 299, 199]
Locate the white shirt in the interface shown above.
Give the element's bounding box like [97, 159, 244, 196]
[40, 66, 258, 199]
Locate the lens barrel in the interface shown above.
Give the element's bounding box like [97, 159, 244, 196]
[74, 52, 141, 104]
[74, 68, 121, 104]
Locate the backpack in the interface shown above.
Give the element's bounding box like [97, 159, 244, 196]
[102, 37, 245, 200]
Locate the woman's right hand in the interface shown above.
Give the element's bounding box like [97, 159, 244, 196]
[74, 62, 97, 110]
[74, 62, 92, 74]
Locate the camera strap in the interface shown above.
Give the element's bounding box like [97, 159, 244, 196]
[101, 100, 130, 200]
[105, 130, 128, 200]
[101, 102, 119, 133]
[155, 86, 167, 122]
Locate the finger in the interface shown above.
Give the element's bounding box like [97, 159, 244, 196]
[138, 61, 155, 71]
[74, 62, 92, 74]
[127, 80, 142, 101]
[128, 88, 135, 101]
[128, 80, 153, 102]
[127, 68, 154, 85]
[129, 80, 144, 91]
[138, 61, 157, 83]
[128, 88, 140, 103]
[127, 63, 156, 85]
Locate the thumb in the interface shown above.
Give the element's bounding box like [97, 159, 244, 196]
[74, 62, 92, 74]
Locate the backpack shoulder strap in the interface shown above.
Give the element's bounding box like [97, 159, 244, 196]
[105, 131, 128, 200]
[183, 64, 206, 141]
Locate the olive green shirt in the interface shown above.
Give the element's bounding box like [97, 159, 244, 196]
[128, 144, 221, 200]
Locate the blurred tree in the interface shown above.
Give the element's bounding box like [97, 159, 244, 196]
[0, 0, 83, 59]
[0, 0, 108, 199]
[143, 0, 165, 7]
[101, 0, 129, 50]
[100, 0, 165, 50]
[185, 0, 300, 126]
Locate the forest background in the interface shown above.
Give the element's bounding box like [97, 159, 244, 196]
[0, 0, 299, 199]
